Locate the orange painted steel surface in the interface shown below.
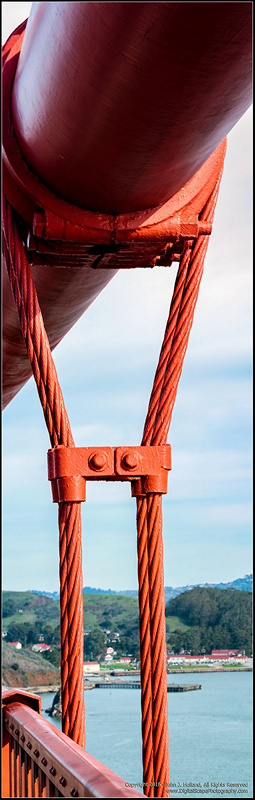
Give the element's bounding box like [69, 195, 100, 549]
[2, 3, 252, 797]
[2, 692, 145, 798]
[47, 444, 172, 502]
[11, 3, 251, 213]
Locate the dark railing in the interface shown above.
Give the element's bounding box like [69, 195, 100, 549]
[2, 689, 145, 798]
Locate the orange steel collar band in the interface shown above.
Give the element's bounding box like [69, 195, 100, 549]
[3, 20, 223, 247]
[47, 444, 172, 502]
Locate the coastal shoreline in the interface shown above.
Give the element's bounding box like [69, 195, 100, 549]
[166, 666, 252, 673]
[15, 665, 252, 693]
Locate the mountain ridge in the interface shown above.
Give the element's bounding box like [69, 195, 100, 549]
[27, 574, 252, 603]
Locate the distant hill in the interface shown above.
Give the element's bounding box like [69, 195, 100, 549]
[27, 587, 138, 600]
[164, 574, 253, 604]
[201, 575, 252, 592]
[27, 590, 60, 601]
[26, 574, 253, 603]
[83, 586, 138, 597]
[165, 586, 252, 656]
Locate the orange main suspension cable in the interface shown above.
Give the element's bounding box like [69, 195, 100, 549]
[2, 195, 85, 749]
[137, 168, 224, 797]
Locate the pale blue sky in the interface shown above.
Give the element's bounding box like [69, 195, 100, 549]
[2, 3, 252, 592]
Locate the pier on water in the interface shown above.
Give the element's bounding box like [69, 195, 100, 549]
[93, 681, 201, 692]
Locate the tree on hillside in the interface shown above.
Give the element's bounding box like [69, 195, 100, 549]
[24, 626, 37, 645]
[42, 649, 61, 668]
[117, 635, 140, 659]
[6, 624, 26, 644]
[2, 598, 16, 617]
[83, 629, 106, 660]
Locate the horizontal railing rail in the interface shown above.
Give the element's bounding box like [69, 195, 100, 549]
[2, 690, 145, 798]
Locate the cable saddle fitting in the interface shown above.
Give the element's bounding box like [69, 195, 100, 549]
[47, 444, 172, 502]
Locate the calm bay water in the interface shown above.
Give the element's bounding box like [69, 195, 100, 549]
[39, 672, 253, 798]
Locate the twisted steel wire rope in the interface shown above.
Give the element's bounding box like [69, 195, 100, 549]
[137, 245, 192, 798]
[2, 202, 73, 448]
[2, 194, 85, 748]
[141, 245, 192, 448]
[151, 174, 223, 446]
[137, 168, 224, 797]
[136, 496, 155, 795]
[58, 502, 85, 742]
[146, 492, 169, 798]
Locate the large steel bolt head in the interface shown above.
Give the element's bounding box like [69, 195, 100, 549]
[121, 452, 139, 470]
[89, 452, 107, 470]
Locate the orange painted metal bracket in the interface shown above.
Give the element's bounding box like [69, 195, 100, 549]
[47, 444, 172, 502]
[2, 688, 42, 715]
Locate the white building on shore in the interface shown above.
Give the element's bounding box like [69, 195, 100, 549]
[83, 661, 100, 675]
[166, 649, 250, 665]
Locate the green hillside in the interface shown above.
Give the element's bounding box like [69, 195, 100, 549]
[2, 592, 61, 648]
[83, 592, 139, 631]
[2, 587, 252, 658]
[2, 591, 189, 654]
[2, 641, 60, 689]
[165, 587, 252, 656]
[2, 591, 60, 627]
[165, 616, 190, 634]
